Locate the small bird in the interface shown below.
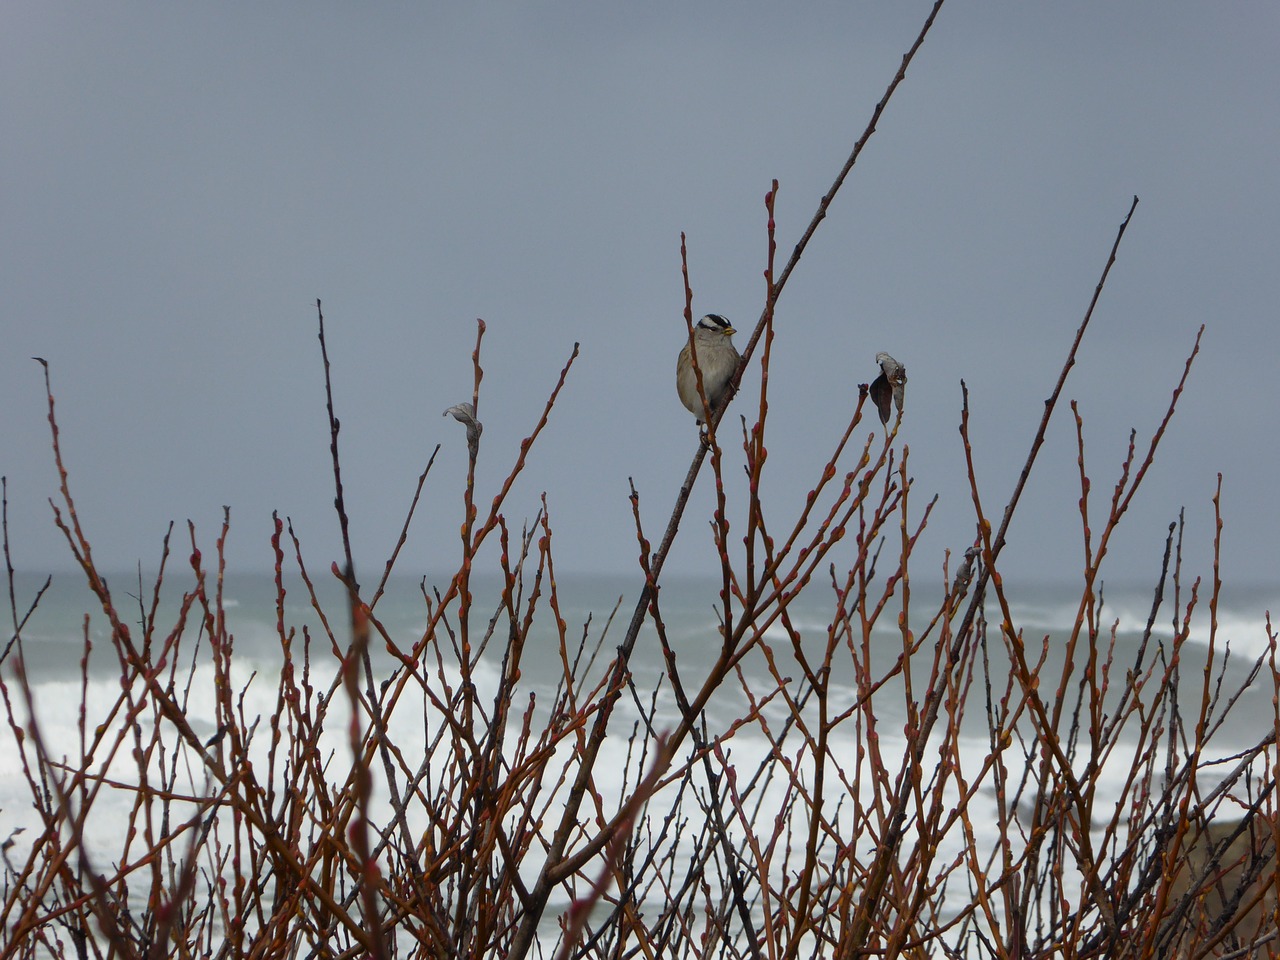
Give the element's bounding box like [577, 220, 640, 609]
[869, 352, 906, 426]
[676, 314, 741, 423]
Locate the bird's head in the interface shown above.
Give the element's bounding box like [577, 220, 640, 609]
[697, 314, 736, 337]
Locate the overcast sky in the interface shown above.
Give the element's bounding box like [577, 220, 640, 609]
[2, 3, 1277, 596]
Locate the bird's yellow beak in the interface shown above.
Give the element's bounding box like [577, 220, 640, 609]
[722, 326, 736, 336]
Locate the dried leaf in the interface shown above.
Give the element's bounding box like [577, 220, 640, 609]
[443, 402, 483, 458]
[870, 352, 906, 425]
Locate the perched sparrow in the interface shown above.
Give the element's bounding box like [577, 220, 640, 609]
[676, 314, 741, 423]
[869, 352, 906, 426]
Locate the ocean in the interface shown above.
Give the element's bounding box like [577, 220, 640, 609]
[2, 569, 1277, 955]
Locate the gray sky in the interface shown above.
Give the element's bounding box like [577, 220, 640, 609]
[2, 3, 1277, 594]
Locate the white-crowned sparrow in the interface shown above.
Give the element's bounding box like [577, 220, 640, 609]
[676, 314, 741, 423]
[869, 352, 906, 426]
